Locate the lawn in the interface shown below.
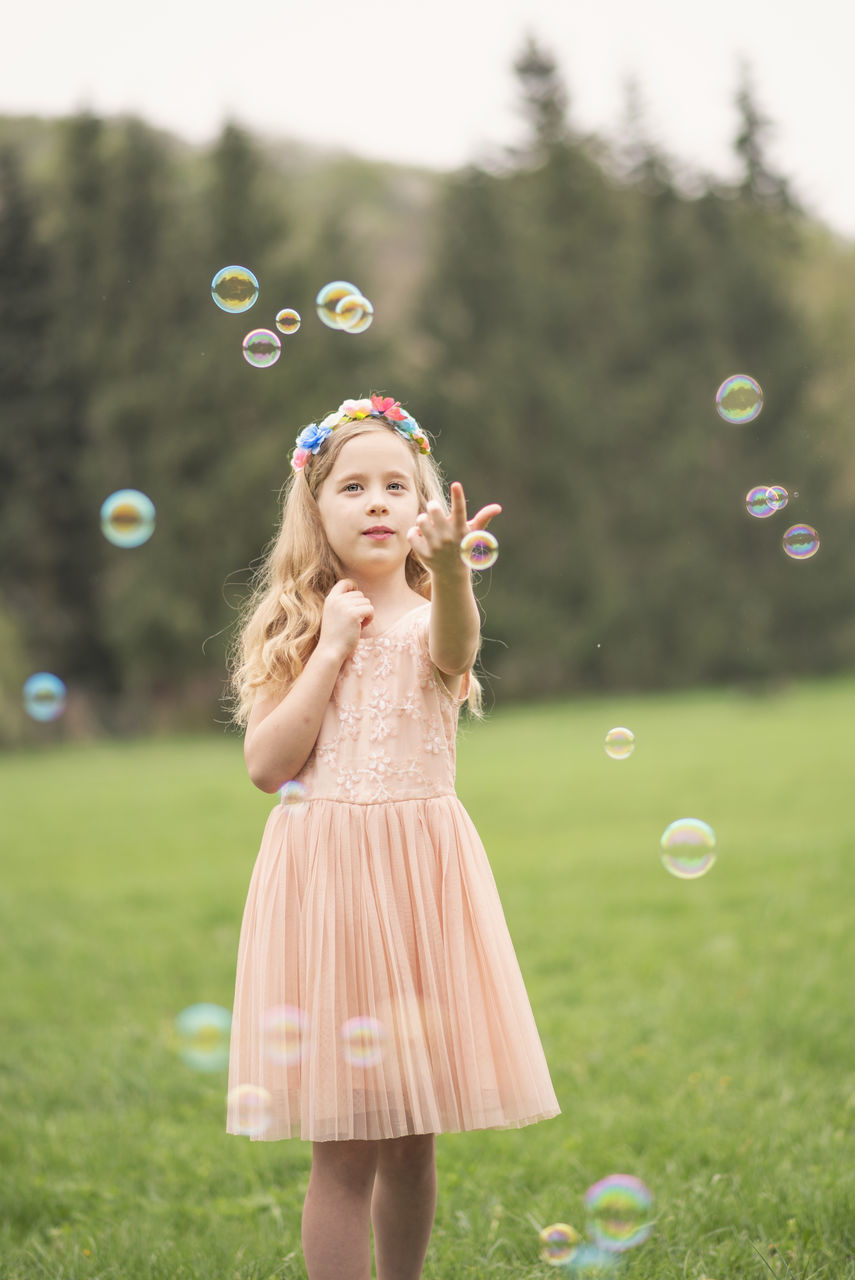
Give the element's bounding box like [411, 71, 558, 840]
[2, 679, 854, 1279]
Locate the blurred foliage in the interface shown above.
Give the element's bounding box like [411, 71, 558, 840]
[1, 38, 854, 740]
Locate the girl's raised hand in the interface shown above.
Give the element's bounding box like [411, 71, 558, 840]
[317, 579, 375, 661]
[407, 482, 502, 577]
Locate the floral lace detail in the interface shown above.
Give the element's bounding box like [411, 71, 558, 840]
[297, 606, 463, 803]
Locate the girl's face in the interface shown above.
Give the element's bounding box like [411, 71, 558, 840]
[316, 430, 421, 580]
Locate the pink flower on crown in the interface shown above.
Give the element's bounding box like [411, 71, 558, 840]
[292, 447, 310, 471]
[340, 398, 372, 420]
[371, 395, 405, 421]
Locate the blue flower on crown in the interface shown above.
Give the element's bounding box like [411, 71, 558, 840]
[295, 421, 333, 454]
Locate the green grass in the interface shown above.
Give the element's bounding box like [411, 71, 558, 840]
[2, 679, 855, 1279]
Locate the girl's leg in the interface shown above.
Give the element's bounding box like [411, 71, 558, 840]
[302, 1139, 379, 1280]
[371, 1134, 437, 1280]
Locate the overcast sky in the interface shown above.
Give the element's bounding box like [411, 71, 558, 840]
[5, 0, 854, 237]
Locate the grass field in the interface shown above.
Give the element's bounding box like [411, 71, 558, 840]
[2, 679, 855, 1279]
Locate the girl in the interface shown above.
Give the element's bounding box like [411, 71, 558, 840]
[227, 394, 559, 1280]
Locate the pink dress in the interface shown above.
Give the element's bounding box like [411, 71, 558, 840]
[227, 602, 560, 1141]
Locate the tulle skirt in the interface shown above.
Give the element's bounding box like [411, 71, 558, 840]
[227, 796, 560, 1141]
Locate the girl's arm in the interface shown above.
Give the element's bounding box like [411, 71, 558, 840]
[243, 580, 374, 792]
[410, 481, 502, 675]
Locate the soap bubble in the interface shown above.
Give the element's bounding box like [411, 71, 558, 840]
[275, 308, 301, 335]
[539, 1223, 581, 1266]
[782, 524, 820, 560]
[715, 374, 764, 424]
[211, 265, 259, 314]
[604, 727, 635, 760]
[336, 293, 375, 334]
[660, 818, 716, 880]
[280, 780, 308, 806]
[340, 1016, 386, 1067]
[242, 328, 281, 368]
[460, 530, 499, 570]
[100, 489, 156, 548]
[585, 1174, 654, 1253]
[174, 1003, 232, 1071]
[261, 1005, 309, 1066]
[316, 280, 360, 329]
[745, 485, 778, 519]
[227, 1083, 273, 1136]
[22, 672, 66, 722]
[768, 485, 789, 512]
[562, 1243, 620, 1274]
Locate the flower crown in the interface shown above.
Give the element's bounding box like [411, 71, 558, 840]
[291, 395, 430, 472]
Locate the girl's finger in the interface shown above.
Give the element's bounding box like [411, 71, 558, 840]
[449, 482, 468, 523]
[467, 503, 503, 530]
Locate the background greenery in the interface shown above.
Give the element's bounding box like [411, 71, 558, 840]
[2, 39, 855, 741]
[2, 684, 854, 1278]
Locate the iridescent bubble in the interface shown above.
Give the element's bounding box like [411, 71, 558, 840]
[335, 293, 375, 335]
[242, 328, 282, 368]
[715, 374, 764, 424]
[768, 485, 789, 512]
[539, 1224, 581, 1266]
[275, 308, 301, 335]
[604, 727, 635, 760]
[584, 1174, 654, 1253]
[22, 672, 66, 722]
[211, 265, 259, 314]
[562, 1243, 620, 1275]
[174, 1002, 232, 1072]
[783, 524, 820, 560]
[316, 280, 360, 330]
[100, 489, 156, 548]
[460, 530, 499, 570]
[745, 485, 778, 519]
[280, 780, 308, 806]
[261, 1005, 309, 1066]
[660, 818, 716, 880]
[227, 1083, 273, 1137]
[340, 1016, 386, 1067]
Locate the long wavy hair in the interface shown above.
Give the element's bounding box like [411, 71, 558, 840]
[228, 416, 483, 726]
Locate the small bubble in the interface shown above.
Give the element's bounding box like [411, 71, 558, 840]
[242, 328, 282, 368]
[460, 530, 499, 570]
[22, 672, 66, 722]
[275, 308, 301, 335]
[100, 489, 156, 548]
[227, 1083, 273, 1136]
[280, 780, 308, 805]
[604, 727, 635, 760]
[539, 1223, 581, 1266]
[335, 293, 375, 334]
[340, 1016, 386, 1067]
[715, 374, 763, 424]
[745, 485, 778, 519]
[261, 1005, 309, 1066]
[316, 280, 360, 330]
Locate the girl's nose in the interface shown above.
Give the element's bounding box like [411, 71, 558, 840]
[366, 493, 389, 513]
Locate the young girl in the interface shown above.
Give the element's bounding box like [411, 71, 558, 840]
[227, 394, 559, 1280]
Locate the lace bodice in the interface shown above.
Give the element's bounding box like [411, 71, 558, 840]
[292, 603, 468, 804]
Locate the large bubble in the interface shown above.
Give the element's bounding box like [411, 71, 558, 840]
[584, 1174, 654, 1253]
[539, 1223, 581, 1266]
[604, 727, 635, 760]
[335, 293, 375, 334]
[100, 490, 156, 548]
[174, 1002, 232, 1072]
[782, 524, 820, 560]
[211, 265, 259, 314]
[227, 1083, 273, 1136]
[459, 530, 499, 570]
[660, 818, 716, 880]
[22, 672, 67, 722]
[316, 280, 360, 330]
[715, 374, 764, 424]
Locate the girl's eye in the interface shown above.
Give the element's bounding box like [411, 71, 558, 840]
[388, 482, 404, 491]
[343, 483, 361, 492]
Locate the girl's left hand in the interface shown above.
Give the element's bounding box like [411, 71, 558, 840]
[407, 481, 502, 576]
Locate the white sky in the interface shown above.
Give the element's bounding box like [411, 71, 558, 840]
[5, 0, 855, 237]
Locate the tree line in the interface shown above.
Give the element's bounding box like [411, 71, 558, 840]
[1, 39, 854, 743]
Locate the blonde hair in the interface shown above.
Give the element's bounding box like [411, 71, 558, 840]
[228, 416, 483, 725]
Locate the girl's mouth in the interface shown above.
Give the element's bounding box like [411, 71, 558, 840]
[363, 527, 394, 540]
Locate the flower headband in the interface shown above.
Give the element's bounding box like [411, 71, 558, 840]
[291, 395, 431, 472]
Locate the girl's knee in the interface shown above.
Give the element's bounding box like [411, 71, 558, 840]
[377, 1133, 436, 1176]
